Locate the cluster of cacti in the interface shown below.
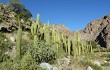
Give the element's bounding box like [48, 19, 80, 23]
[71, 32, 93, 59]
[30, 14, 94, 59]
[30, 14, 40, 47]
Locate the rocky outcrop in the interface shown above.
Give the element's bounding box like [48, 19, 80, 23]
[80, 14, 110, 48]
[0, 3, 34, 32]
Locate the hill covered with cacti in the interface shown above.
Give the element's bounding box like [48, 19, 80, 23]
[0, 3, 110, 70]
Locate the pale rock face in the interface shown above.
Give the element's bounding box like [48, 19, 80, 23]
[87, 66, 93, 70]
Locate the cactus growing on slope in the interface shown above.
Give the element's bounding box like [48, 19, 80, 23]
[16, 27, 22, 59]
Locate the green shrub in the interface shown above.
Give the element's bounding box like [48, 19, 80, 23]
[30, 41, 57, 63]
[0, 54, 10, 63]
[0, 60, 13, 70]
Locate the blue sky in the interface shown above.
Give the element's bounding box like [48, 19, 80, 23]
[0, 0, 110, 31]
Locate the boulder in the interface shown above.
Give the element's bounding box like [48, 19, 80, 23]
[87, 66, 93, 70]
[93, 60, 101, 66]
[52, 66, 58, 70]
[40, 63, 52, 70]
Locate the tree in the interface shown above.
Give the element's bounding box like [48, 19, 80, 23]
[8, 0, 24, 10]
[8, 0, 32, 20]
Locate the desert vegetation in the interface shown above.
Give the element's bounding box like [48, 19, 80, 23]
[0, 0, 110, 70]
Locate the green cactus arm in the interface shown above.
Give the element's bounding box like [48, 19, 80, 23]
[30, 24, 34, 36]
[36, 14, 40, 22]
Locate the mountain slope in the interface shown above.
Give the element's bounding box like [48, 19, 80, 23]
[80, 14, 110, 48]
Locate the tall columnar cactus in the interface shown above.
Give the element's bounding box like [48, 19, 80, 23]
[81, 42, 84, 55]
[39, 27, 44, 40]
[77, 32, 81, 55]
[56, 31, 61, 44]
[52, 28, 55, 43]
[64, 36, 67, 53]
[77, 32, 80, 42]
[47, 21, 50, 26]
[90, 41, 93, 53]
[72, 32, 78, 58]
[16, 28, 22, 59]
[45, 29, 50, 44]
[86, 42, 89, 54]
[67, 38, 71, 55]
[30, 14, 40, 47]
[44, 21, 51, 44]
[61, 34, 64, 42]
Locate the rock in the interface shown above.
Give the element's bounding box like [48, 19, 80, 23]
[87, 66, 93, 70]
[12, 46, 16, 50]
[53, 24, 73, 39]
[4, 51, 9, 55]
[40, 63, 52, 70]
[10, 36, 16, 42]
[57, 56, 70, 68]
[21, 19, 24, 23]
[104, 60, 107, 63]
[52, 66, 58, 70]
[0, 26, 2, 30]
[4, 39, 7, 41]
[108, 61, 110, 64]
[64, 56, 70, 65]
[93, 60, 101, 66]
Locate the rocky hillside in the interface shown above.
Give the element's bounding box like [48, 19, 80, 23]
[80, 14, 110, 48]
[1, 3, 110, 49]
